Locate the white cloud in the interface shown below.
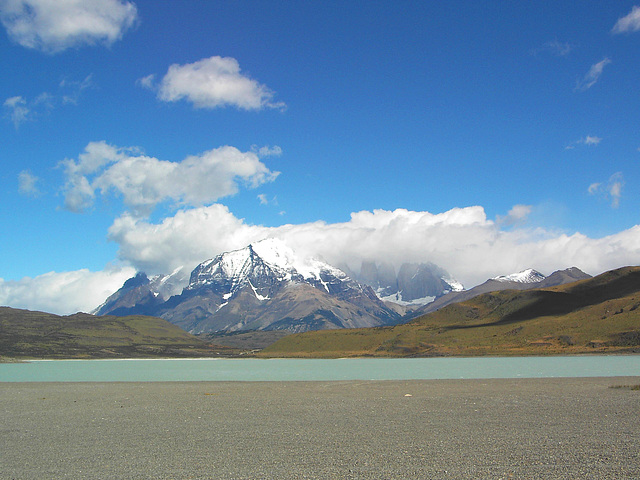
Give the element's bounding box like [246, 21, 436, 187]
[136, 74, 155, 90]
[588, 172, 624, 208]
[496, 204, 532, 226]
[8, 203, 640, 314]
[4, 75, 93, 128]
[583, 135, 602, 146]
[588, 182, 601, 195]
[566, 135, 602, 150]
[106, 204, 640, 289]
[107, 204, 267, 274]
[0, 0, 138, 53]
[3, 95, 29, 127]
[18, 170, 40, 196]
[0, 266, 135, 315]
[61, 141, 280, 215]
[608, 174, 624, 208]
[612, 5, 640, 33]
[59, 74, 93, 104]
[531, 40, 574, 57]
[575, 58, 611, 91]
[148, 56, 286, 111]
[253, 145, 283, 157]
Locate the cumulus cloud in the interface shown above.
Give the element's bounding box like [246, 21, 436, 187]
[0, 0, 138, 53]
[9, 204, 640, 314]
[144, 56, 286, 111]
[18, 170, 40, 196]
[612, 5, 640, 33]
[107, 204, 267, 274]
[496, 204, 532, 226]
[60, 141, 280, 215]
[105, 204, 640, 289]
[588, 172, 624, 208]
[575, 58, 611, 91]
[0, 266, 136, 315]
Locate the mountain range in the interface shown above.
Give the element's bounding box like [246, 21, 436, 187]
[416, 267, 592, 315]
[261, 265, 640, 358]
[97, 239, 456, 333]
[95, 238, 591, 335]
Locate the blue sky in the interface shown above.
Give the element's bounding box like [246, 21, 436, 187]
[1, 0, 640, 314]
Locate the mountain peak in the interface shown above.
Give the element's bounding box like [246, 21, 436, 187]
[493, 268, 546, 284]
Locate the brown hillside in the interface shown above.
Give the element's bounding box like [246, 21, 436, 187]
[0, 307, 243, 359]
[261, 266, 640, 358]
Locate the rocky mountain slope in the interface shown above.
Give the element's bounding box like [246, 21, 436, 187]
[415, 266, 591, 315]
[261, 265, 640, 358]
[349, 261, 463, 306]
[97, 239, 404, 333]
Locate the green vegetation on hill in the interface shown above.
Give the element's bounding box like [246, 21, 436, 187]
[260, 266, 640, 358]
[0, 307, 245, 359]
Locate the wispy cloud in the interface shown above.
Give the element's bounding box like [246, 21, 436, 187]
[588, 172, 624, 208]
[565, 135, 602, 150]
[3, 75, 93, 128]
[575, 58, 611, 92]
[142, 56, 286, 111]
[257, 194, 278, 206]
[531, 40, 574, 57]
[3, 96, 29, 128]
[0, 0, 138, 53]
[252, 145, 283, 157]
[18, 170, 41, 196]
[612, 5, 640, 33]
[59, 75, 93, 105]
[582, 135, 602, 146]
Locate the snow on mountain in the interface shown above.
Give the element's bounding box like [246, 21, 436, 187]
[253, 238, 347, 281]
[493, 268, 546, 284]
[442, 277, 464, 293]
[95, 239, 472, 333]
[150, 266, 190, 298]
[379, 292, 436, 307]
[187, 238, 349, 300]
[353, 260, 463, 306]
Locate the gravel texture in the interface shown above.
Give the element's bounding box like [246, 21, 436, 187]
[1, 377, 639, 479]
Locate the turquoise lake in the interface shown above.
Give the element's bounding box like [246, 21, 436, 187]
[1, 356, 640, 382]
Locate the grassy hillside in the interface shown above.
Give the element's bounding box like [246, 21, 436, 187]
[260, 266, 640, 358]
[0, 307, 245, 359]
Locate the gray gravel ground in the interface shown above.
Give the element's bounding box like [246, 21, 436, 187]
[1, 377, 639, 479]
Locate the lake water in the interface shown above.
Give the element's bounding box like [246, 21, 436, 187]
[1, 356, 639, 382]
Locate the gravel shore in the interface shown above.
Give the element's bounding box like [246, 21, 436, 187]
[2, 377, 639, 479]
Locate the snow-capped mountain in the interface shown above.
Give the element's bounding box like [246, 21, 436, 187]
[416, 267, 592, 316]
[187, 239, 350, 301]
[351, 260, 463, 306]
[493, 268, 546, 284]
[93, 266, 189, 316]
[97, 239, 402, 333]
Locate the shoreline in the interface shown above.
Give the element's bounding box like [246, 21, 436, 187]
[2, 377, 639, 479]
